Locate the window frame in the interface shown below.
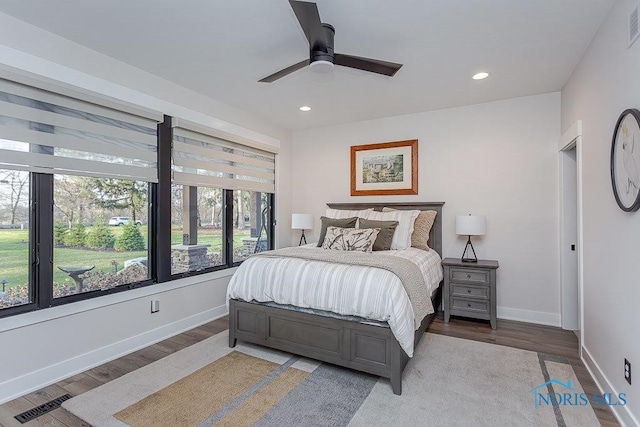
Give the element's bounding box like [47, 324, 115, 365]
[164, 118, 275, 280]
[49, 177, 155, 307]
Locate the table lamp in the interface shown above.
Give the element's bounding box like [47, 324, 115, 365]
[455, 214, 486, 263]
[292, 213, 313, 246]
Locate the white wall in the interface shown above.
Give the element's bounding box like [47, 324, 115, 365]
[562, 0, 640, 423]
[292, 93, 561, 325]
[0, 12, 293, 403]
[0, 12, 284, 147]
[0, 273, 231, 403]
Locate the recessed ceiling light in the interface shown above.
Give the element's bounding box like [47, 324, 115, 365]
[299, 106, 311, 112]
[472, 72, 489, 80]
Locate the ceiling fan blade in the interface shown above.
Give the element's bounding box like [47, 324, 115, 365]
[334, 53, 403, 77]
[289, 0, 327, 52]
[258, 59, 309, 83]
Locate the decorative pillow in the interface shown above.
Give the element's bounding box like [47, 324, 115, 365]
[364, 209, 420, 250]
[383, 208, 437, 250]
[325, 208, 374, 219]
[316, 216, 358, 247]
[357, 218, 398, 251]
[322, 226, 380, 252]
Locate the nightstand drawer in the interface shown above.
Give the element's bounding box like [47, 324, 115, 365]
[450, 267, 489, 285]
[450, 297, 490, 314]
[451, 283, 489, 299]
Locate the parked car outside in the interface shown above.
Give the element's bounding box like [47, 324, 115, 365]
[108, 216, 142, 226]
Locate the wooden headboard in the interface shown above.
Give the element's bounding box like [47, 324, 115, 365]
[326, 202, 445, 256]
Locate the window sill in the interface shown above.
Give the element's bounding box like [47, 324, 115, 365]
[0, 267, 237, 333]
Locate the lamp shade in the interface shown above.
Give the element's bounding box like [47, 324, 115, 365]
[291, 213, 313, 230]
[455, 215, 486, 236]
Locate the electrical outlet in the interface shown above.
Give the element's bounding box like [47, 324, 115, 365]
[151, 300, 160, 313]
[625, 358, 632, 385]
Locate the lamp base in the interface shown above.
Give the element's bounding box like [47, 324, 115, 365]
[298, 230, 307, 246]
[460, 235, 478, 263]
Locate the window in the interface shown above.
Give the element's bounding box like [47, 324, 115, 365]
[0, 71, 160, 315]
[0, 169, 31, 309]
[170, 119, 277, 274]
[170, 184, 225, 274]
[53, 176, 150, 298]
[233, 190, 271, 263]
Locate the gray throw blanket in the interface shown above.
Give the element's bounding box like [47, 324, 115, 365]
[254, 247, 434, 329]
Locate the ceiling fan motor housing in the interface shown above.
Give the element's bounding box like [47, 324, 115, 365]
[311, 23, 335, 63]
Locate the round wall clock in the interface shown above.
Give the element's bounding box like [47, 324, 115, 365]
[611, 108, 640, 212]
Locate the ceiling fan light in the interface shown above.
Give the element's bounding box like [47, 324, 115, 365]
[310, 60, 335, 74]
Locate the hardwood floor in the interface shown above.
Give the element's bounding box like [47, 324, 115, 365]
[0, 314, 619, 426]
[0, 317, 228, 427]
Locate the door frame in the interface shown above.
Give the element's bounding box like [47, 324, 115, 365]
[558, 120, 584, 353]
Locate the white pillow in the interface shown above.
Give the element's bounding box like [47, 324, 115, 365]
[325, 208, 373, 219]
[364, 210, 420, 250]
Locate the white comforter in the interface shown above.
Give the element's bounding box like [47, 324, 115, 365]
[226, 246, 443, 356]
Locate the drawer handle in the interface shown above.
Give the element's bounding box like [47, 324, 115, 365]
[467, 274, 471, 279]
[467, 303, 472, 307]
[467, 289, 472, 293]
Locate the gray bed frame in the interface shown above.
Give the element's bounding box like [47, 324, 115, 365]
[229, 202, 444, 395]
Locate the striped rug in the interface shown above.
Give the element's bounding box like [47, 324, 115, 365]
[114, 351, 376, 427]
[63, 330, 601, 427]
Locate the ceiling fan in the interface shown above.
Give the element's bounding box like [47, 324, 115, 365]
[259, 0, 403, 83]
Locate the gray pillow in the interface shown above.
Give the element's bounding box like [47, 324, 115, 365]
[358, 218, 399, 251]
[316, 216, 358, 247]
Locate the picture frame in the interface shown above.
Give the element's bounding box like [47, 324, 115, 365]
[351, 139, 418, 196]
[610, 108, 640, 212]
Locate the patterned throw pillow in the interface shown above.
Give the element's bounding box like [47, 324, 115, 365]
[321, 226, 380, 252]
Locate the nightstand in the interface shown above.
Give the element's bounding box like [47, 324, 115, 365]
[442, 258, 499, 329]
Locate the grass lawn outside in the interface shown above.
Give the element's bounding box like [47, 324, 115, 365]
[0, 226, 254, 290]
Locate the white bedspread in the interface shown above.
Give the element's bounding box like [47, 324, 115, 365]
[226, 246, 443, 356]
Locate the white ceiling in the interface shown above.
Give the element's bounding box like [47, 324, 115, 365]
[0, 0, 614, 131]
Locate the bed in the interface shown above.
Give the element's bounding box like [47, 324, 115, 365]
[227, 202, 444, 395]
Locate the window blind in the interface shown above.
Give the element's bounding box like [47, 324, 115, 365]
[0, 75, 161, 182]
[172, 119, 277, 193]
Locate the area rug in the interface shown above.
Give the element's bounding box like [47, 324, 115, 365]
[62, 331, 600, 426]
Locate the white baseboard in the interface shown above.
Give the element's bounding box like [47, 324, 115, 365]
[582, 346, 638, 426]
[497, 306, 561, 327]
[0, 304, 228, 405]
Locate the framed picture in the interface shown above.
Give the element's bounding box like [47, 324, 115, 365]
[351, 139, 418, 196]
[610, 109, 640, 212]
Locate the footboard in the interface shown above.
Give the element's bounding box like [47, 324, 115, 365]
[229, 298, 434, 395]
